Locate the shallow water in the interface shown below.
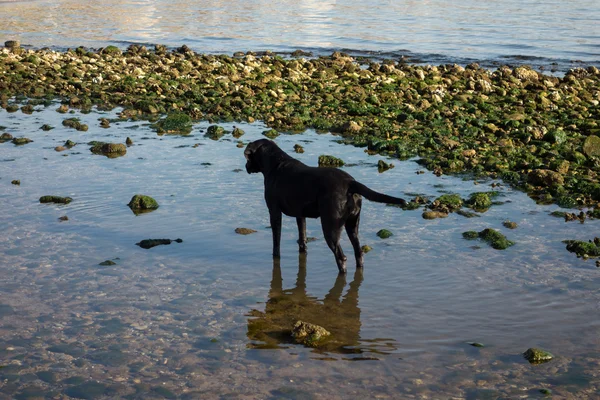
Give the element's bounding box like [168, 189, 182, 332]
[1, 0, 599, 73]
[1, 104, 600, 398]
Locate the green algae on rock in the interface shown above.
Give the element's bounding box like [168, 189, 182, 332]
[128, 194, 159, 212]
[563, 237, 600, 258]
[523, 347, 554, 364]
[205, 125, 225, 140]
[478, 228, 515, 249]
[291, 320, 331, 347]
[463, 228, 514, 249]
[318, 155, 345, 167]
[40, 195, 72, 204]
[62, 117, 88, 131]
[90, 142, 127, 157]
[376, 229, 393, 239]
[153, 112, 192, 134]
[466, 192, 499, 212]
[2, 47, 600, 205]
[361, 245, 372, 253]
[377, 159, 394, 173]
[262, 128, 279, 139]
[431, 194, 463, 213]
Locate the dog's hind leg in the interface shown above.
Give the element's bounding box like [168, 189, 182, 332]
[269, 209, 282, 258]
[345, 211, 364, 269]
[296, 217, 307, 253]
[321, 218, 347, 274]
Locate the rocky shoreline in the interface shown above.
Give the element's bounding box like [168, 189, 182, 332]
[2, 42, 600, 207]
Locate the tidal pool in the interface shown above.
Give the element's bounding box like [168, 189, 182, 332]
[1, 103, 599, 398]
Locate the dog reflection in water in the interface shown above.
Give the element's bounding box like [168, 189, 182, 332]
[247, 254, 394, 356]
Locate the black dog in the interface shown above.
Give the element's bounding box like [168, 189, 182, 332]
[245, 139, 406, 274]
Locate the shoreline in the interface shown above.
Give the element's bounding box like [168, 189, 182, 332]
[2, 42, 600, 207]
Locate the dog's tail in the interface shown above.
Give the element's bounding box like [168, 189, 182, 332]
[349, 180, 407, 206]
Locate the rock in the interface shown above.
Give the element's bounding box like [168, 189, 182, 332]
[206, 125, 225, 140]
[39, 195, 72, 204]
[563, 238, 600, 258]
[583, 135, 600, 157]
[99, 260, 116, 266]
[377, 160, 394, 173]
[456, 210, 480, 218]
[293, 144, 304, 153]
[12, 137, 33, 145]
[339, 121, 362, 134]
[523, 347, 554, 364]
[318, 155, 345, 167]
[527, 169, 564, 187]
[62, 117, 88, 131]
[231, 127, 245, 138]
[466, 192, 495, 211]
[292, 320, 330, 347]
[11, 180, 20, 185]
[262, 128, 279, 139]
[429, 193, 463, 214]
[0, 132, 14, 141]
[58, 215, 69, 221]
[361, 245, 372, 253]
[126, 137, 133, 146]
[90, 142, 127, 157]
[128, 194, 159, 212]
[478, 228, 514, 250]
[136, 238, 182, 249]
[55, 146, 67, 152]
[462, 231, 479, 240]
[422, 210, 448, 219]
[4, 40, 20, 48]
[99, 118, 110, 128]
[376, 229, 393, 239]
[235, 227, 257, 235]
[467, 342, 485, 347]
[503, 220, 518, 229]
[154, 113, 192, 134]
[41, 124, 54, 131]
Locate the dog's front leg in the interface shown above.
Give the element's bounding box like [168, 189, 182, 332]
[296, 217, 307, 253]
[269, 209, 282, 258]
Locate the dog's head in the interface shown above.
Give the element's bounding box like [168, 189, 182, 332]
[244, 139, 271, 174]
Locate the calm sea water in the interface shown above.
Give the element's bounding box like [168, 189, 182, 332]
[1, 0, 599, 72]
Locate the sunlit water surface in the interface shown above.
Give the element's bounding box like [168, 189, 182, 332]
[1, 0, 599, 73]
[1, 104, 600, 398]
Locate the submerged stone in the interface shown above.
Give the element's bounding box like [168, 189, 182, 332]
[462, 231, 479, 240]
[292, 320, 331, 347]
[503, 220, 518, 229]
[523, 347, 554, 364]
[478, 228, 515, 250]
[235, 227, 257, 235]
[422, 210, 448, 219]
[293, 144, 304, 153]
